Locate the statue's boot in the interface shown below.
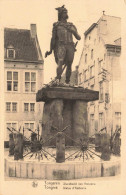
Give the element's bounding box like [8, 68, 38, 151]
[65, 79, 70, 84]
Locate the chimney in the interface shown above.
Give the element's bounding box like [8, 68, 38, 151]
[30, 24, 37, 38]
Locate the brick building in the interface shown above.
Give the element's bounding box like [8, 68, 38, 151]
[4, 24, 44, 141]
[78, 14, 121, 137]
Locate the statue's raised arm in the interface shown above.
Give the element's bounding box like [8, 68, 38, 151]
[45, 5, 81, 84]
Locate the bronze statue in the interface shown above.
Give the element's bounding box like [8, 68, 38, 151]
[45, 5, 81, 84]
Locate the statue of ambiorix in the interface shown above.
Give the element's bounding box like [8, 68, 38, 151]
[45, 5, 81, 84]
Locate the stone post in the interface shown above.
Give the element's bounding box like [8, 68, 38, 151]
[80, 133, 89, 146]
[31, 132, 37, 152]
[14, 133, 23, 160]
[56, 132, 65, 163]
[101, 133, 111, 161]
[112, 132, 121, 156]
[9, 133, 14, 156]
[95, 133, 101, 152]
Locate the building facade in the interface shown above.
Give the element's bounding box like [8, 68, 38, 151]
[60, 65, 79, 85]
[4, 24, 44, 141]
[78, 14, 121, 137]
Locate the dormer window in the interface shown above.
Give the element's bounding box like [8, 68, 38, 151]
[7, 46, 15, 59]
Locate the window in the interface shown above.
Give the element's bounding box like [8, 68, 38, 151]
[7, 122, 18, 131]
[24, 103, 35, 112]
[12, 103, 17, 112]
[99, 113, 104, 130]
[91, 49, 93, 59]
[115, 112, 121, 128]
[98, 60, 103, 73]
[24, 122, 34, 131]
[79, 73, 82, 84]
[90, 84, 94, 90]
[90, 66, 95, 78]
[6, 102, 17, 112]
[6, 102, 11, 111]
[99, 82, 104, 101]
[84, 70, 88, 81]
[24, 123, 34, 131]
[104, 54, 106, 60]
[7, 49, 15, 59]
[90, 114, 95, 135]
[24, 103, 29, 112]
[23, 122, 35, 138]
[105, 93, 109, 103]
[25, 72, 36, 92]
[85, 54, 87, 64]
[30, 103, 35, 112]
[7, 71, 18, 91]
[6, 122, 18, 140]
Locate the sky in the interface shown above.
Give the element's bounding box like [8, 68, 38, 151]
[0, 0, 124, 83]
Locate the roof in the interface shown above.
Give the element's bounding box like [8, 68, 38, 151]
[4, 28, 43, 63]
[84, 14, 121, 45]
[99, 15, 121, 45]
[84, 23, 97, 37]
[114, 38, 121, 46]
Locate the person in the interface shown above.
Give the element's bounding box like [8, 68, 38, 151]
[45, 5, 81, 84]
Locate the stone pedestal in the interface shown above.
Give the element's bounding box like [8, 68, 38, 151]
[9, 133, 14, 156]
[14, 133, 23, 160]
[36, 85, 99, 146]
